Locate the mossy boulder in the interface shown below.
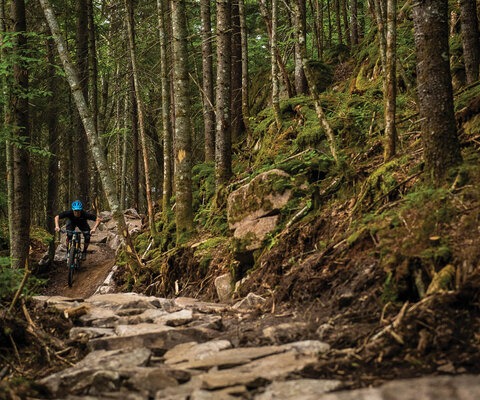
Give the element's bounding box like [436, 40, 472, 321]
[227, 169, 293, 251]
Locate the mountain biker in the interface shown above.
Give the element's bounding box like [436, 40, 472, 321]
[54, 200, 102, 260]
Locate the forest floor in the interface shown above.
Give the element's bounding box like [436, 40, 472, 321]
[2, 175, 480, 399]
[39, 240, 115, 299]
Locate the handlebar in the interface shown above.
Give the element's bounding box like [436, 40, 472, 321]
[59, 228, 92, 234]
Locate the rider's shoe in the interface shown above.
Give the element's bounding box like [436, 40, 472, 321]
[81, 250, 87, 261]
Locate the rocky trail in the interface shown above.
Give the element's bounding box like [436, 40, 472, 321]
[15, 208, 478, 399]
[29, 292, 479, 400]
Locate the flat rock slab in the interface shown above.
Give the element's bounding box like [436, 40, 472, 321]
[164, 340, 233, 364]
[39, 347, 152, 396]
[199, 351, 318, 389]
[255, 379, 343, 400]
[173, 345, 285, 370]
[316, 374, 480, 400]
[86, 293, 171, 309]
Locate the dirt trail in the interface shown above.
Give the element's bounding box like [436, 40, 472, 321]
[40, 239, 115, 299]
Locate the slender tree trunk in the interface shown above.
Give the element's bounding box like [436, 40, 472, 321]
[271, 0, 282, 128]
[88, 0, 102, 210]
[327, 0, 332, 47]
[293, 1, 339, 164]
[46, 38, 59, 259]
[121, 96, 128, 211]
[10, 0, 30, 270]
[342, 0, 350, 48]
[412, 0, 462, 184]
[335, 0, 343, 44]
[74, 0, 90, 205]
[129, 73, 140, 210]
[239, 0, 250, 133]
[215, 0, 233, 187]
[157, 0, 173, 212]
[383, 0, 396, 160]
[200, 0, 216, 162]
[124, 0, 157, 236]
[171, 0, 194, 241]
[350, 0, 359, 45]
[231, 0, 244, 143]
[258, 0, 294, 97]
[1, 0, 13, 250]
[294, 0, 308, 95]
[373, 0, 387, 73]
[39, 0, 141, 267]
[459, 0, 480, 83]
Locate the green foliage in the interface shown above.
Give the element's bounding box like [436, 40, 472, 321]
[381, 272, 398, 304]
[0, 262, 45, 302]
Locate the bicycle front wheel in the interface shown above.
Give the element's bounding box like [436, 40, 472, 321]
[67, 250, 75, 287]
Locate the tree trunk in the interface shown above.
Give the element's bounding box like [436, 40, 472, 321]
[39, 0, 141, 267]
[258, 0, 294, 98]
[271, 0, 282, 128]
[373, 0, 387, 74]
[215, 0, 233, 187]
[412, 0, 462, 184]
[293, 1, 339, 164]
[74, 0, 90, 205]
[124, 0, 157, 236]
[171, 0, 194, 241]
[231, 0, 244, 143]
[10, 0, 30, 270]
[46, 38, 60, 259]
[238, 0, 250, 135]
[200, 0, 216, 162]
[294, 0, 308, 95]
[342, 0, 350, 47]
[335, 0, 343, 44]
[383, 0, 396, 161]
[350, 0, 359, 46]
[1, 0, 13, 250]
[157, 0, 173, 213]
[459, 0, 480, 83]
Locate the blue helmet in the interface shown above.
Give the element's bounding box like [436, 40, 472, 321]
[71, 200, 83, 211]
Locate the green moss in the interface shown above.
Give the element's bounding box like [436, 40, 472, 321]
[381, 271, 398, 304]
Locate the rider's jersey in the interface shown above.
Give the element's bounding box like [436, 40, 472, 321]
[58, 210, 97, 226]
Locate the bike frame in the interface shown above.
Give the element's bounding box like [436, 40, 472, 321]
[62, 229, 89, 287]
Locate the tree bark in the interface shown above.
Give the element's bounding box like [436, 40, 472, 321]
[215, 0, 233, 187]
[10, 0, 31, 270]
[293, 1, 339, 164]
[231, 0, 244, 143]
[39, 0, 141, 265]
[383, 0, 396, 161]
[171, 0, 194, 241]
[200, 0, 216, 162]
[74, 0, 90, 205]
[271, 0, 282, 128]
[459, 0, 480, 83]
[350, 0, 359, 46]
[294, 0, 308, 95]
[124, 0, 157, 236]
[157, 0, 173, 213]
[1, 0, 14, 250]
[46, 38, 60, 259]
[412, 0, 462, 184]
[239, 0, 250, 133]
[258, 0, 294, 98]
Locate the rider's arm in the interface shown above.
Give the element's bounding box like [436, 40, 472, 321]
[90, 216, 102, 233]
[54, 215, 60, 231]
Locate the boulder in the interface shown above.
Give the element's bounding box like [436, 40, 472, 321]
[227, 169, 293, 251]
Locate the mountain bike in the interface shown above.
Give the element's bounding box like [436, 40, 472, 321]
[61, 229, 89, 287]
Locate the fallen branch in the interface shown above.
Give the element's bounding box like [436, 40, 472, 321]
[8, 259, 31, 314]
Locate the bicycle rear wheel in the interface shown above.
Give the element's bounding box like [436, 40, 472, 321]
[67, 250, 75, 287]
